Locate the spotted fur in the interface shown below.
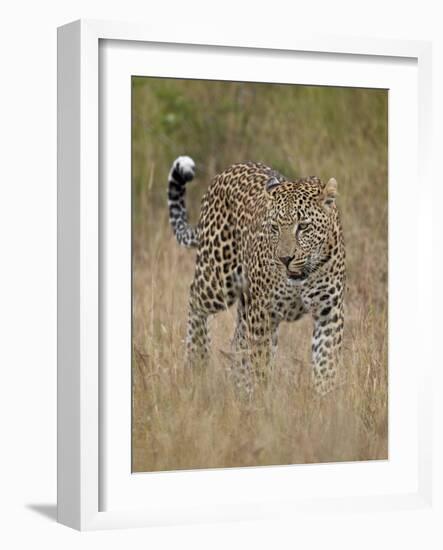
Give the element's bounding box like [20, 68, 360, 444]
[168, 157, 346, 395]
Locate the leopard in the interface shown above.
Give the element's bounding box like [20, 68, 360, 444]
[167, 155, 346, 395]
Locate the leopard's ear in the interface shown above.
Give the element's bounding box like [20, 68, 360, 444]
[322, 177, 337, 210]
[265, 176, 282, 193]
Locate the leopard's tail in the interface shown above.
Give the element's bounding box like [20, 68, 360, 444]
[167, 156, 199, 248]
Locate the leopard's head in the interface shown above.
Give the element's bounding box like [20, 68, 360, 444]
[265, 176, 338, 282]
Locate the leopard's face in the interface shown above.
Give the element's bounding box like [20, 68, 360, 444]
[266, 178, 337, 282]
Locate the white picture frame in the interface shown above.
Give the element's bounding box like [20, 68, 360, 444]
[57, 19, 434, 531]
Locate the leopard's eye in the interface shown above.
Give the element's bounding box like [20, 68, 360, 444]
[298, 221, 310, 231]
[270, 222, 280, 233]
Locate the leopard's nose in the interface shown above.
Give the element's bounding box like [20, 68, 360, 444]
[279, 255, 294, 268]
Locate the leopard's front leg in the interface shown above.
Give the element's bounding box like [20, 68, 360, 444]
[245, 297, 273, 381]
[311, 299, 345, 395]
[230, 285, 274, 393]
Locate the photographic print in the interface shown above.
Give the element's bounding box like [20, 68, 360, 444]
[131, 77, 388, 472]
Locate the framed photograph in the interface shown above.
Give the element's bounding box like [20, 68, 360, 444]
[57, 19, 434, 530]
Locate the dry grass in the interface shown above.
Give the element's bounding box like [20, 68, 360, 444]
[131, 79, 388, 472]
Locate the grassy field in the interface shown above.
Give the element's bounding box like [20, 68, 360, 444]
[131, 78, 388, 472]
